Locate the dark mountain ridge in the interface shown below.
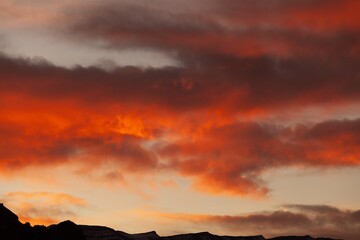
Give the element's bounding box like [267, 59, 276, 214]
[0, 204, 342, 240]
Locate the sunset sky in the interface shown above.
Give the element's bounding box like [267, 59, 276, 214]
[0, 0, 359, 239]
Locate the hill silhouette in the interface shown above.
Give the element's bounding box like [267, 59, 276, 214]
[0, 204, 341, 240]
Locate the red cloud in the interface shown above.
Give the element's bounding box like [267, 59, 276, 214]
[0, 0, 359, 197]
[0, 50, 359, 196]
[159, 120, 360, 197]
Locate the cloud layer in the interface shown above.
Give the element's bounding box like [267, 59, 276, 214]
[0, 192, 87, 225]
[0, 1, 359, 238]
[0, 49, 359, 196]
[151, 204, 360, 240]
[0, 0, 360, 196]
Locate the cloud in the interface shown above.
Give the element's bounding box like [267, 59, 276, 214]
[1, 51, 359, 117]
[66, 0, 360, 59]
[149, 204, 360, 240]
[159, 119, 360, 197]
[0, 0, 87, 28]
[212, 0, 360, 31]
[0, 192, 88, 225]
[0, 50, 359, 196]
[0, 0, 359, 198]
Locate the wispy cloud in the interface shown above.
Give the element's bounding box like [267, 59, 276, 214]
[145, 204, 360, 240]
[0, 192, 88, 225]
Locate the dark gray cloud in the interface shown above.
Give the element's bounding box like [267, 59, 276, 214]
[158, 204, 360, 240]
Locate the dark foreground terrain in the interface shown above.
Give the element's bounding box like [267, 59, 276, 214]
[0, 204, 341, 240]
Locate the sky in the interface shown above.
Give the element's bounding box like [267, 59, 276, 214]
[0, 0, 359, 239]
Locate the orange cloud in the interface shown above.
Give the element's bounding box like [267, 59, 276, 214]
[0, 51, 359, 197]
[0, 0, 77, 28]
[3, 192, 87, 206]
[160, 120, 360, 197]
[0, 192, 87, 226]
[0, 0, 359, 198]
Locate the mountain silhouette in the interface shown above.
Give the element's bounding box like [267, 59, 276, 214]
[0, 203, 85, 240]
[0, 204, 342, 240]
